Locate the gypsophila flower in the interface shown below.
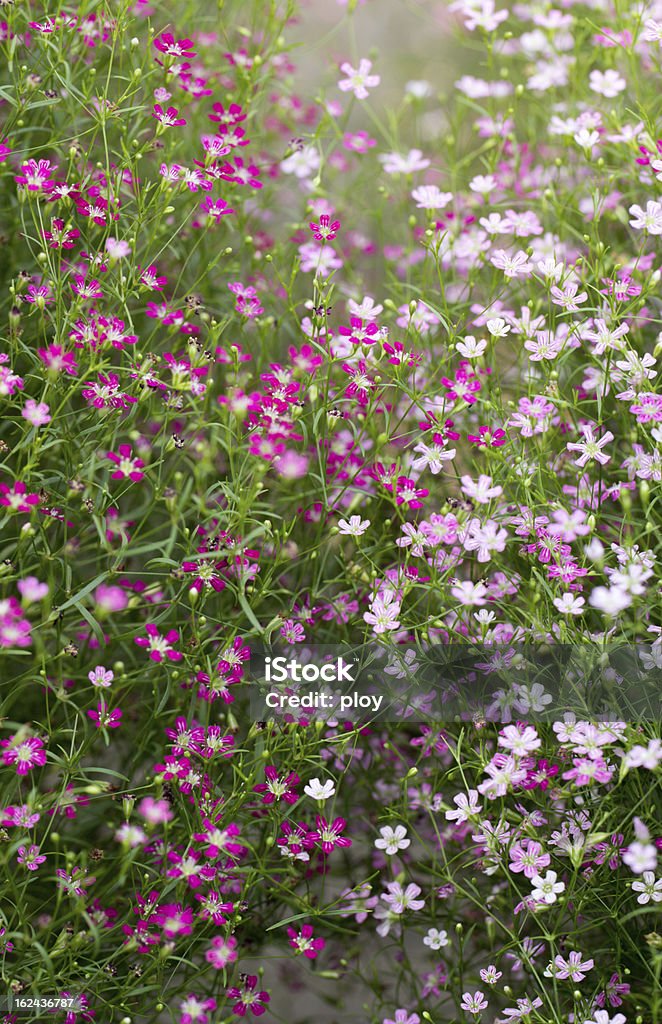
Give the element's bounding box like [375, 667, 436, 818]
[375, 824, 410, 855]
[338, 516, 371, 536]
[423, 927, 448, 949]
[338, 59, 380, 99]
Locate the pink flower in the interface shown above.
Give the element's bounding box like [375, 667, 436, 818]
[383, 1012, 420, 1024]
[343, 131, 377, 153]
[364, 590, 401, 634]
[153, 903, 194, 938]
[17, 844, 46, 870]
[205, 934, 238, 969]
[628, 200, 662, 234]
[338, 58, 380, 99]
[280, 619, 306, 643]
[21, 399, 51, 426]
[94, 584, 129, 613]
[381, 881, 425, 913]
[460, 991, 488, 1015]
[491, 249, 534, 278]
[566, 425, 613, 467]
[88, 666, 114, 688]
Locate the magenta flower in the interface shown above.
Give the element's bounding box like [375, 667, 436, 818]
[315, 816, 352, 853]
[134, 624, 182, 663]
[153, 32, 196, 58]
[216, 156, 263, 189]
[42, 218, 80, 249]
[181, 559, 226, 593]
[153, 903, 194, 938]
[309, 214, 340, 241]
[254, 766, 300, 805]
[152, 104, 187, 127]
[199, 196, 235, 223]
[395, 477, 428, 508]
[467, 426, 507, 448]
[1, 735, 47, 774]
[0, 481, 41, 513]
[15, 158, 58, 192]
[37, 344, 78, 375]
[106, 445, 145, 481]
[287, 923, 325, 959]
[87, 702, 122, 729]
[226, 975, 270, 1017]
[82, 373, 137, 410]
[338, 317, 380, 346]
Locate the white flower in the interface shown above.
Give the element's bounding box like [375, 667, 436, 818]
[303, 778, 336, 801]
[280, 145, 321, 179]
[379, 149, 430, 175]
[412, 437, 456, 473]
[451, 580, 488, 607]
[375, 824, 410, 855]
[631, 871, 662, 904]
[411, 185, 453, 210]
[553, 593, 585, 616]
[574, 128, 600, 151]
[622, 841, 658, 874]
[486, 317, 511, 337]
[456, 335, 488, 359]
[588, 586, 632, 617]
[348, 295, 383, 318]
[629, 200, 662, 234]
[583, 1013, 627, 1024]
[643, 18, 662, 43]
[460, 474, 503, 504]
[423, 927, 449, 949]
[405, 79, 433, 98]
[445, 790, 482, 824]
[530, 870, 565, 905]
[589, 69, 626, 97]
[337, 515, 371, 537]
[469, 173, 497, 194]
